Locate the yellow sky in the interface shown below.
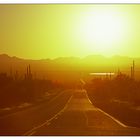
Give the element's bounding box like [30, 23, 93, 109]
[0, 4, 140, 59]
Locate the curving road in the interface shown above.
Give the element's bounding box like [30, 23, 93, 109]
[26, 89, 140, 136]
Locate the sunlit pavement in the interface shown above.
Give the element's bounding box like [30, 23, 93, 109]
[28, 89, 140, 136]
[0, 90, 72, 136]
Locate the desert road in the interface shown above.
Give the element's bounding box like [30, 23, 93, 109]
[25, 89, 140, 136]
[0, 89, 140, 136]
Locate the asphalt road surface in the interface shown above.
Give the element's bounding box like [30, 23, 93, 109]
[0, 90, 72, 136]
[25, 89, 140, 136]
[0, 89, 140, 136]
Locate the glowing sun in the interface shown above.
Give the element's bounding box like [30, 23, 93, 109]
[77, 8, 127, 56]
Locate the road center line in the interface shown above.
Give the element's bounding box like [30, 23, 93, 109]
[23, 94, 73, 136]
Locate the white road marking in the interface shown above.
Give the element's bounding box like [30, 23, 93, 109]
[23, 95, 73, 136]
[0, 90, 68, 120]
[85, 90, 128, 128]
[86, 90, 139, 129]
[46, 122, 51, 126]
[24, 89, 138, 136]
[28, 131, 36, 136]
[96, 108, 127, 128]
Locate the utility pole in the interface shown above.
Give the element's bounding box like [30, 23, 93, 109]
[133, 60, 135, 80]
[109, 72, 111, 79]
[130, 60, 135, 80]
[131, 66, 133, 79]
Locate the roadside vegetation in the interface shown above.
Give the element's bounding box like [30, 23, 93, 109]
[86, 73, 140, 128]
[0, 72, 62, 116]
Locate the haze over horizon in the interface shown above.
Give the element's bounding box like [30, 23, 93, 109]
[2, 4, 140, 137]
[1, 53, 140, 60]
[1, 4, 140, 59]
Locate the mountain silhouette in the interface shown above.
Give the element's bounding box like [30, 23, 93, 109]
[0, 54, 140, 82]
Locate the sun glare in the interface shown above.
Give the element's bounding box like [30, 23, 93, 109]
[76, 8, 128, 56]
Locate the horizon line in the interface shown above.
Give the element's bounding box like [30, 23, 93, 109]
[0, 53, 139, 61]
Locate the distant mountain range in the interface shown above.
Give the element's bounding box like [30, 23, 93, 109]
[0, 54, 140, 82]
